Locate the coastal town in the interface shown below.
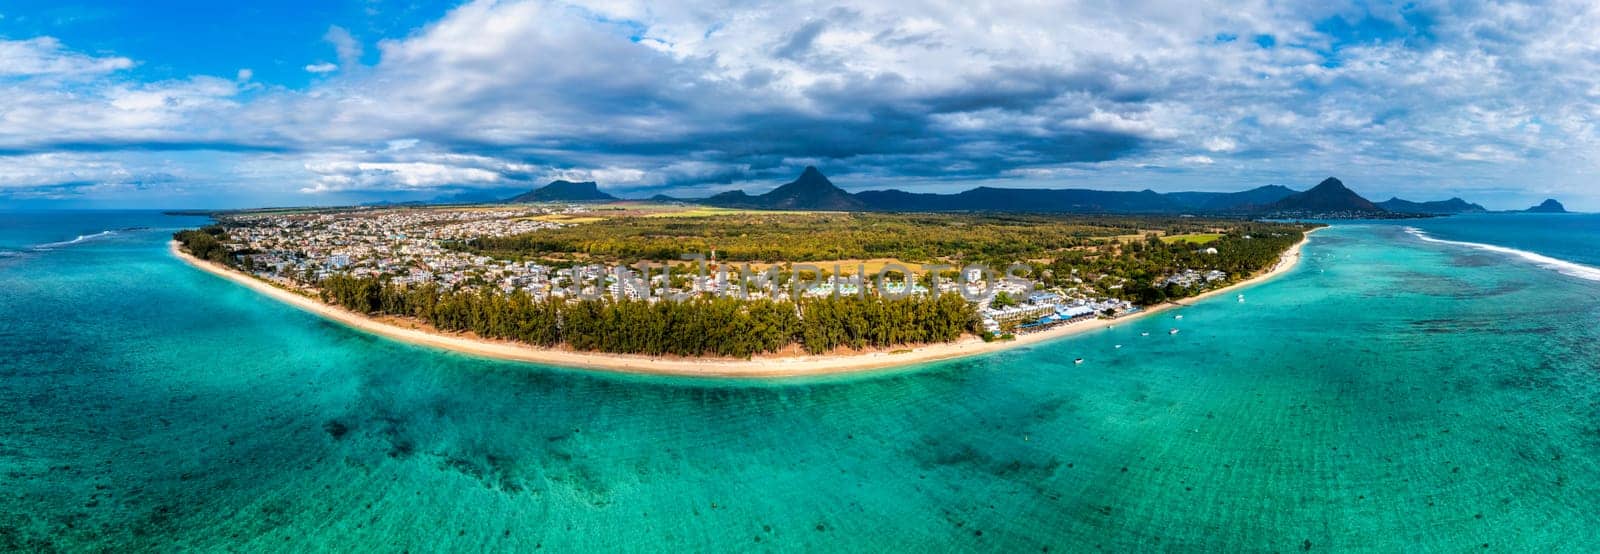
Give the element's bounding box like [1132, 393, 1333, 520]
[202, 205, 1185, 338]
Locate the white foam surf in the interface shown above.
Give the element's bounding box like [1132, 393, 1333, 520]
[1405, 227, 1600, 282]
[32, 230, 117, 250]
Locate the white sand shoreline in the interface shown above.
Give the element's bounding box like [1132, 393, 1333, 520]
[170, 227, 1318, 378]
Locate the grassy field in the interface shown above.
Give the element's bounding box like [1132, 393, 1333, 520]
[523, 214, 608, 224]
[1160, 233, 1224, 244]
[637, 206, 821, 218]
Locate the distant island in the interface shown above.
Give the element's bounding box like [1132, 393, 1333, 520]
[1524, 199, 1568, 213]
[171, 205, 1318, 376]
[495, 167, 1508, 220]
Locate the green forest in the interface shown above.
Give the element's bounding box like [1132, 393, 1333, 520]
[315, 276, 978, 357]
[173, 226, 233, 263]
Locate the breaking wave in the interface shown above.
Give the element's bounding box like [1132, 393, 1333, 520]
[1405, 227, 1600, 282]
[31, 230, 119, 250]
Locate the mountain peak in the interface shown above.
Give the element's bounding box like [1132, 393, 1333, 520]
[1312, 177, 1347, 190]
[700, 167, 864, 210]
[1526, 198, 1568, 213]
[784, 166, 836, 190]
[762, 167, 863, 210]
[1267, 176, 1383, 214]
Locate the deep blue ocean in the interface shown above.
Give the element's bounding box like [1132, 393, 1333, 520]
[1407, 212, 1600, 265]
[2, 210, 1599, 551]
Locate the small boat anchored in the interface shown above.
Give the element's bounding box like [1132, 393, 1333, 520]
[1169, 328, 1180, 335]
[1074, 358, 1085, 365]
[1114, 344, 1123, 349]
[1141, 332, 1150, 337]
[1174, 315, 1184, 320]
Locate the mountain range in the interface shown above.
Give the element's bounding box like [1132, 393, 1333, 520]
[1376, 197, 1487, 214]
[503, 167, 1540, 217]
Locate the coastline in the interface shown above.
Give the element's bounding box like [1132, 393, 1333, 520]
[169, 227, 1319, 378]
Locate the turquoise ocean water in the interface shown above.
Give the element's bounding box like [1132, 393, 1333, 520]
[2, 211, 1599, 551]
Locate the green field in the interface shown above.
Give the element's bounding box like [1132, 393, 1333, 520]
[1160, 232, 1224, 244]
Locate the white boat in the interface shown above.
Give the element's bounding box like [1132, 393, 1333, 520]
[1237, 294, 1245, 303]
[1141, 332, 1150, 337]
[1074, 358, 1085, 364]
[1169, 328, 1180, 335]
[1114, 344, 1123, 349]
[1174, 315, 1184, 320]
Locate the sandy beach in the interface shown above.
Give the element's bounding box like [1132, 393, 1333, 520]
[170, 227, 1318, 378]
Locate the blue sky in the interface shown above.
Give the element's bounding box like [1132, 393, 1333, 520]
[0, 1, 453, 86]
[1, 1, 1596, 210]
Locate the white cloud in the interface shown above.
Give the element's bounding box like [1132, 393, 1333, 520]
[0, 37, 133, 77]
[324, 25, 363, 68]
[545, 166, 647, 185]
[301, 160, 502, 193]
[0, 69, 242, 151]
[1202, 137, 1238, 153]
[0, 153, 130, 189]
[304, 62, 338, 74]
[292, 148, 555, 194]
